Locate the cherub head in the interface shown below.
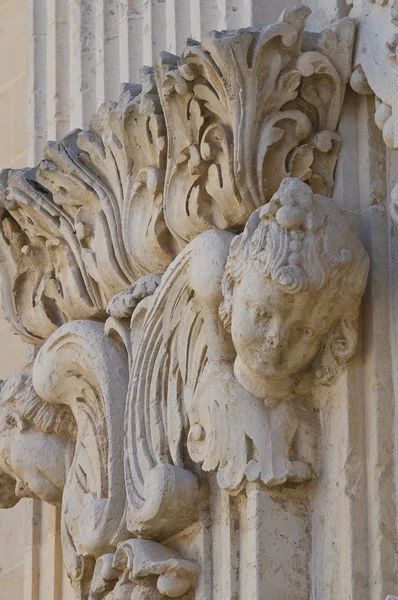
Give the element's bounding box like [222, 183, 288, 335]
[219, 178, 369, 393]
[0, 368, 76, 507]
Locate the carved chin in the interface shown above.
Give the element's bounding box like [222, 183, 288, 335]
[249, 354, 309, 381]
[248, 352, 287, 378]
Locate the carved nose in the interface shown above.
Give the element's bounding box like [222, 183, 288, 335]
[266, 320, 286, 348]
[267, 335, 285, 349]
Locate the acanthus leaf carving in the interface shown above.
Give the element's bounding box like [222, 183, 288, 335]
[155, 6, 355, 246]
[0, 69, 175, 344]
[0, 178, 369, 596]
[0, 167, 98, 343]
[0, 9, 355, 346]
[31, 319, 130, 595]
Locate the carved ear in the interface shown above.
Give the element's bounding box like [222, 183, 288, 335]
[0, 472, 19, 508]
[314, 319, 358, 385]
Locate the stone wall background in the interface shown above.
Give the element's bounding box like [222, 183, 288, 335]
[0, 0, 29, 380]
[0, 1, 29, 596]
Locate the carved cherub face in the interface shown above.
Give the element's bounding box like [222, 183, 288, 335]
[220, 178, 370, 390]
[0, 425, 69, 503]
[231, 269, 336, 380]
[0, 371, 76, 506]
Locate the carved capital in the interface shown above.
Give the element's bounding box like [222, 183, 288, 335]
[0, 6, 369, 597]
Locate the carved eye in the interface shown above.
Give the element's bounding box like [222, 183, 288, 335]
[248, 304, 270, 322]
[297, 325, 314, 339]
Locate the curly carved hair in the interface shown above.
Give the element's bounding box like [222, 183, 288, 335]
[219, 178, 369, 384]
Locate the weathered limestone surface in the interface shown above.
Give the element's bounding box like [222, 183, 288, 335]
[2, 1, 398, 599]
[0, 3, 35, 599]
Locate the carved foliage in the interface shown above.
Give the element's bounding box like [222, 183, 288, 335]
[155, 5, 355, 245]
[0, 8, 367, 599]
[90, 540, 198, 599]
[0, 9, 355, 344]
[0, 72, 174, 344]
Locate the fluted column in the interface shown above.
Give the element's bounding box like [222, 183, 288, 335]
[27, 0, 308, 157]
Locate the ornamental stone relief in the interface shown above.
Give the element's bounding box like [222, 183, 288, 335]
[349, 0, 398, 225]
[0, 5, 373, 599]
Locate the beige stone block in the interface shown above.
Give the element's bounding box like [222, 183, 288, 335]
[9, 152, 28, 169]
[10, 74, 28, 161]
[0, 562, 24, 599]
[0, 0, 27, 88]
[0, 500, 26, 575]
[0, 88, 11, 166]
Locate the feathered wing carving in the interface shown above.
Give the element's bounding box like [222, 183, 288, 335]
[0, 167, 98, 344]
[0, 70, 174, 344]
[124, 229, 316, 539]
[32, 319, 130, 594]
[124, 239, 215, 539]
[155, 5, 355, 246]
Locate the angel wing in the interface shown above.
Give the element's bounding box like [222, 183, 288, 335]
[124, 228, 318, 535]
[124, 229, 234, 539]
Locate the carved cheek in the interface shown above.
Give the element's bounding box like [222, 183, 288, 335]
[232, 309, 258, 348]
[243, 319, 264, 351]
[289, 336, 321, 368]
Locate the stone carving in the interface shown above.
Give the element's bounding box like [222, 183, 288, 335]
[155, 5, 354, 246]
[0, 72, 173, 345]
[350, 0, 398, 147]
[0, 5, 354, 346]
[90, 540, 198, 599]
[123, 178, 369, 539]
[0, 367, 76, 506]
[31, 319, 130, 596]
[349, 1, 398, 222]
[0, 178, 369, 597]
[0, 6, 369, 599]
